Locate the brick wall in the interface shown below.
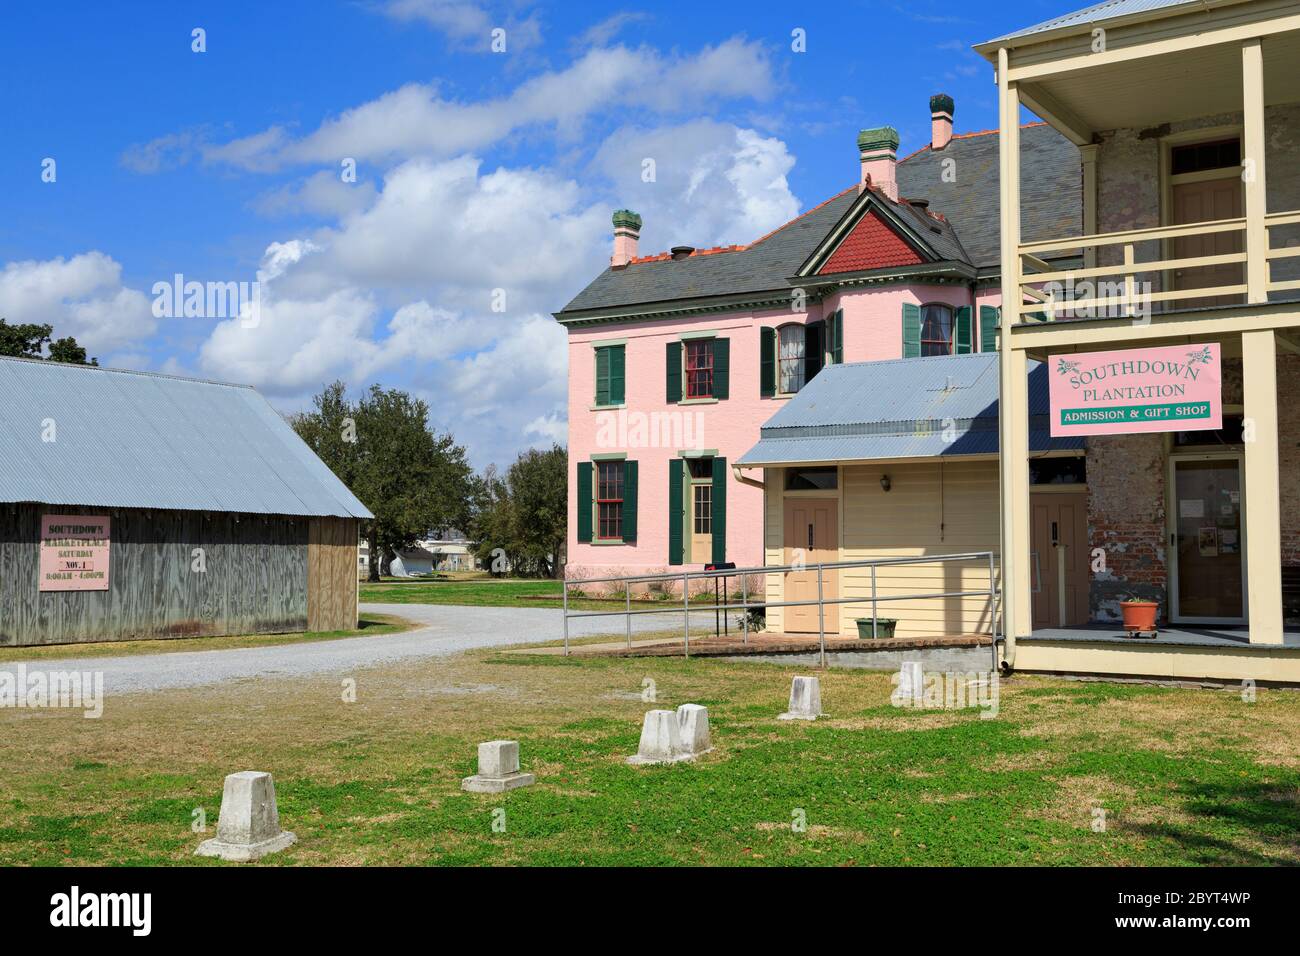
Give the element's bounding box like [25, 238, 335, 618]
[1085, 354, 1300, 622]
[1087, 433, 1168, 622]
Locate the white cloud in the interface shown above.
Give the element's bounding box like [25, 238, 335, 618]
[590, 120, 800, 250]
[193, 39, 776, 171]
[376, 0, 542, 52]
[254, 170, 379, 219]
[0, 252, 155, 354]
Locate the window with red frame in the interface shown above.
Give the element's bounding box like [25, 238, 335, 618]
[596, 461, 624, 540]
[684, 339, 714, 398]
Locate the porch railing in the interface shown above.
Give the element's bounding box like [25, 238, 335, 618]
[1015, 209, 1300, 319]
[561, 551, 1001, 670]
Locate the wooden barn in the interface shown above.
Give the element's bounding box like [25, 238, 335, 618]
[0, 356, 372, 646]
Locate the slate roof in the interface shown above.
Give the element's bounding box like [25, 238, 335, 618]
[987, 0, 1202, 43]
[557, 124, 1080, 319]
[558, 186, 858, 316]
[897, 124, 1081, 269]
[0, 356, 373, 519]
[737, 352, 1083, 465]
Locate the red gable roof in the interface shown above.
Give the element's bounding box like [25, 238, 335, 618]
[817, 208, 924, 275]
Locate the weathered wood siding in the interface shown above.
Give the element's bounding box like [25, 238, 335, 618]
[0, 503, 310, 646]
[307, 516, 359, 632]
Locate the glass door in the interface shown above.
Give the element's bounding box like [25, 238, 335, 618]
[1170, 455, 1245, 623]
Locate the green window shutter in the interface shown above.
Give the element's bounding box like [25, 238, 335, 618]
[666, 341, 682, 403]
[902, 303, 921, 358]
[980, 305, 1000, 353]
[712, 337, 729, 400]
[609, 345, 625, 404]
[668, 459, 684, 565]
[830, 309, 844, 364]
[594, 347, 610, 406]
[622, 459, 637, 542]
[804, 320, 825, 383]
[710, 457, 727, 566]
[576, 462, 593, 543]
[955, 306, 973, 354]
[760, 326, 776, 397]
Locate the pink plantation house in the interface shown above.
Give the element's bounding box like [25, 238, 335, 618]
[555, 95, 1083, 581]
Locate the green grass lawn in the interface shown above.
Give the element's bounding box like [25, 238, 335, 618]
[0, 614, 414, 663]
[1, 648, 1297, 866]
[359, 575, 728, 612]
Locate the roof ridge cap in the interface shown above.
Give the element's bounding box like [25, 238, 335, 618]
[0, 353, 255, 389]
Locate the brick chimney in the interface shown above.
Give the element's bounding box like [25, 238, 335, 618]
[858, 127, 900, 201]
[930, 93, 955, 150]
[611, 209, 642, 268]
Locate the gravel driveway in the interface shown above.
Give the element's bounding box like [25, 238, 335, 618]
[0, 602, 697, 697]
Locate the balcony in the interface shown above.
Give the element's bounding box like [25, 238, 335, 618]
[1017, 209, 1300, 323]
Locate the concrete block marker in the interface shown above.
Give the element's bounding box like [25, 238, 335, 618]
[894, 661, 924, 704]
[675, 704, 713, 756]
[195, 771, 297, 862]
[627, 709, 692, 765]
[778, 676, 823, 721]
[462, 740, 536, 793]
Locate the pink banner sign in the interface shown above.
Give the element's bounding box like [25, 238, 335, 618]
[39, 515, 111, 591]
[1049, 343, 1222, 438]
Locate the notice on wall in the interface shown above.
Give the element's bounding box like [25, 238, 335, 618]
[1049, 343, 1222, 437]
[39, 514, 111, 591]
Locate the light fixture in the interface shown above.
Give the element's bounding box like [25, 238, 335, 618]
[880, 474, 892, 492]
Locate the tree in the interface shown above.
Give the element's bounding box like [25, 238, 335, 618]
[469, 444, 567, 578]
[0, 318, 97, 365]
[292, 382, 473, 581]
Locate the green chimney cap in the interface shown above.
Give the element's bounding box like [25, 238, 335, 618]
[857, 126, 900, 154]
[612, 209, 642, 230]
[930, 93, 955, 117]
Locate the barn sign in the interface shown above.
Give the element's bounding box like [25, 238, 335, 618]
[39, 515, 111, 591]
[1049, 343, 1222, 437]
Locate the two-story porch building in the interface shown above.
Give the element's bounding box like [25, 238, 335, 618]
[980, 0, 1300, 682]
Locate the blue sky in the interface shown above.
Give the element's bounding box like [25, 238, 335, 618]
[0, 0, 1070, 467]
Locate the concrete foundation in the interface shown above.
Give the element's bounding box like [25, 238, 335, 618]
[627, 709, 693, 765]
[462, 740, 536, 792]
[195, 771, 297, 862]
[676, 703, 713, 755]
[778, 675, 823, 720]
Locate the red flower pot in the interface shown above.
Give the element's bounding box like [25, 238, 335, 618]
[1120, 600, 1159, 635]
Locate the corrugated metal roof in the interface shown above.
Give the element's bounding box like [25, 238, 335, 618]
[988, 0, 1202, 43]
[0, 357, 372, 518]
[737, 353, 1083, 465]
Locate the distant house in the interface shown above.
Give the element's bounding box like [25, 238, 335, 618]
[0, 357, 371, 646]
[360, 530, 481, 577]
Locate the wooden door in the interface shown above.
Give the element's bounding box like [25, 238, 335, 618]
[1029, 491, 1089, 629]
[782, 498, 838, 633]
[1171, 177, 1244, 309]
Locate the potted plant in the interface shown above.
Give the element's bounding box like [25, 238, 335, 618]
[1119, 596, 1159, 637]
[855, 617, 897, 639]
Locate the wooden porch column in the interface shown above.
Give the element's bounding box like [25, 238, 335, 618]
[997, 48, 1032, 648]
[1080, 144, 1099, 271]
[1242, 329, 1284, 644]
[1242, 38, 1269, 303]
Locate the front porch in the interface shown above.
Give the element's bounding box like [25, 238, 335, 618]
[983, 1, 1300, 684]
[1016, 623, 1300, 685]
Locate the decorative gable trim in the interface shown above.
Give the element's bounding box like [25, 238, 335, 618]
[795, 188, 940, 278]
[817, 209, 926, 275]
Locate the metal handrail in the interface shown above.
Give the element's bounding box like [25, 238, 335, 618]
[561, 551, 1000, 669]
